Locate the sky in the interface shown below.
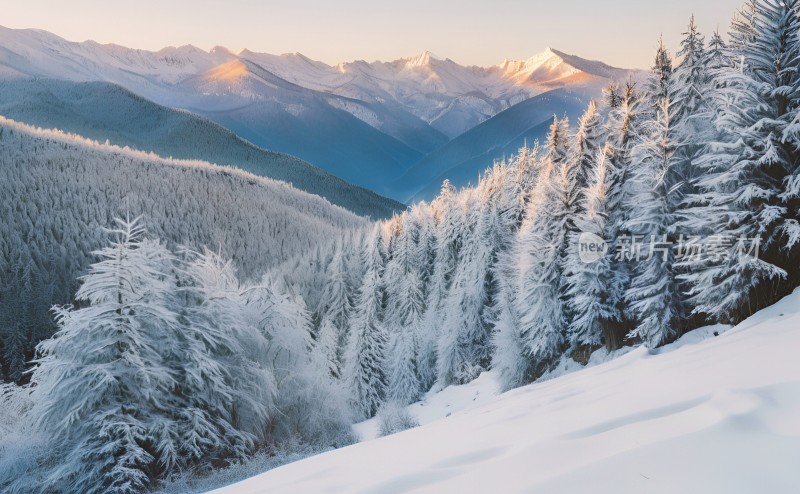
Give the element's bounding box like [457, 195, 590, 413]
[4, 0, 745, 69]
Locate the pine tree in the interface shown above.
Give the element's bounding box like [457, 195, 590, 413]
[513, 117, 572, 374]
[560, 101, 607, 330]
[682, 0, 800, 322]
[602, 82, 642, 349]
[316, 314, 341, 378]
[31, 217, 181, 493]
[489, 150, 541, 390]
[564, 147, 619, 350]
[437, 191, 493, 385]
[668, 16, 714, 332]
[648, 35, 674, 110]
[672, 16, 709, 129]
[383, 216, 424, 404]
[410, 205, 438, 390]
[419, 181, 464, 387]
[179, 248, 274, 464]
[490, 245, 527, 390]
[385, 322, 420, 405]
[568, 100, 607, 210]
[624, 99, 679, 347]
[316, 241, 353, 376]
[343, 225, 388, 419]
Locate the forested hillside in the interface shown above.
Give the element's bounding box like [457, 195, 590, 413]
[0, 79, 404, 218]
[0, 117, 365, 382]
[279, 1, 800, 415]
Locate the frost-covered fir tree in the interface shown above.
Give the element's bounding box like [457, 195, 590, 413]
[489, 149, 541, 390]
[670, 15, 711, 198]
[316, 314, 341, 378]
[242, 276, 354, 448]
[31, 218, 184, 494]
[383, 217, 424, 404]
[602, 81, 643, 349]
[664, 16, 715, 330]
[560, 101, 608, 329]
[385, 323, 420, 405]
[703, 29, 734, 117]
[489, 253, 527, 390]
[682, 0, 800, 322]
[179, 248, 275, 461]
[564, 148, 620, 350]
[513, 116, 572, 373]
[567, 100, 607, 213]
[513, 143, 541, 203]
[437, 191, 493, 385]
[316, 241, 353, 376]
[409, 205, 438, 390]
[419, 180, 464, 386]
[648, 35, 674, 110]
[343, 225, 388, 418]
[624, 99, 680, 347]
[671, 16, 709, 131]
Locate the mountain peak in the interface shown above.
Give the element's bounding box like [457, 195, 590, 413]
[210, 45, 236, 57]
[405, 50, 440, 68]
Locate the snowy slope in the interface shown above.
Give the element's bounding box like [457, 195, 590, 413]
[212, 290, 800, 493]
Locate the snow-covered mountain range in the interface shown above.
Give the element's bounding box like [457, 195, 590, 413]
[0, 25, 637, 201]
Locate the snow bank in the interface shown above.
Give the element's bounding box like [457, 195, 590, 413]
[212, 290, 800, 493]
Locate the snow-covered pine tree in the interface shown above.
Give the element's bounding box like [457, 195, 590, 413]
[604, 81, 623, 109]
[703, 29, 733, 116]
[668, 16, 715, 331]
[242, 275, 354, 448]
[31, 217, 182, 493]
[316, 314, 341, 378]
[513, 116, 572, 375]
[419, 180, 464, 387]
[624, 98, 680, 347]
[567, 100, 606, 213]
[681, 0, 800, 323]
[671, 15, 709, 133]
[490, 148, 544, 390]
[602, 81, 643, 349]
[315, 241, 353, 376]
[409, 205, 438, 390]
[648, 35, 674, 110]
[383, 216, 424, 404]
[561, 101, 607, 331]
[179, 248, 275, 464]
[489, 246, 527, 391]
[343, 224, 388, 418]
[513, 142, 541, 202]
[564, 147, 619, 352]
[437, 190, 493, 385]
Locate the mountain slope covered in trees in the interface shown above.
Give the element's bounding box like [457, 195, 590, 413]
[0, 78, 404, 218]
[273, 0, 800, 419]
[0, 116, 365, 382]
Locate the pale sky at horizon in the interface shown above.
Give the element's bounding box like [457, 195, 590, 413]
[4, 0, 744, 69]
